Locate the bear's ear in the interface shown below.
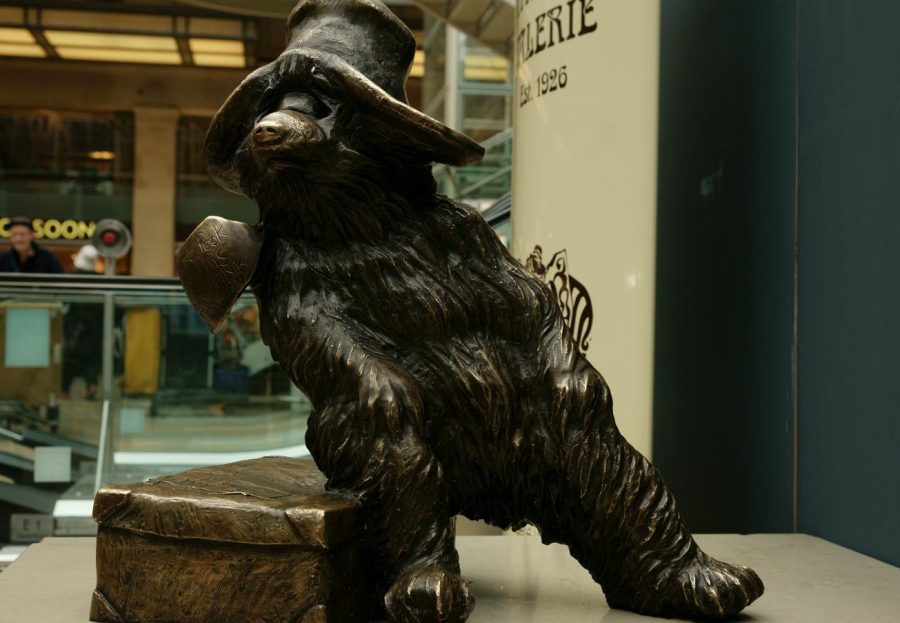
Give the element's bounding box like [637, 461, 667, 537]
[278, 49, 485, 167]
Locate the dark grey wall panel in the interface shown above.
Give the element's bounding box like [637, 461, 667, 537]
[797, 0, 900, 567]
[653, 0, 796, 533]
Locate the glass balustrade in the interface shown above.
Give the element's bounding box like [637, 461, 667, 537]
[434, 128, 512, 203]
[0, 275, 308, 540]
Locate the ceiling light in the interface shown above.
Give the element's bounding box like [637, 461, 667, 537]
[0, 27, 35, 45]
[465, 55, 509, 70]
[55, 47, 181, 65]
[88, 151, 116, 161]
[0, 42, 46, 58]
[464, 55, 509, 82]
[45, 30, 178, 52]
[190, 39, 244, 55]
[192, 53, 246, 68]
[464, 68, 509, 82]
[410, 50, 425, 78]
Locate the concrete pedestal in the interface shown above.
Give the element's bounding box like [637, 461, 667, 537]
[1, 534, 898, 622]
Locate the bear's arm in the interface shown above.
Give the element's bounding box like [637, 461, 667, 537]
[261, 291, 423, 433]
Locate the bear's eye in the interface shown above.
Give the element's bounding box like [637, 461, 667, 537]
[279, 92, 329, 119]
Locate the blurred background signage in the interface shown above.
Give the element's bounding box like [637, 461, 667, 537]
[0, 218, 96, 241]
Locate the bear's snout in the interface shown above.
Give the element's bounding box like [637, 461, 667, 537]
[251, 110, 326, 162]
[253, 120, 286, 145]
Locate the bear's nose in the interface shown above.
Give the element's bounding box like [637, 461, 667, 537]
[253, 121, 285, 145]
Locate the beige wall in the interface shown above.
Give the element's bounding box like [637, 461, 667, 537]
[1, 58, 248, 276]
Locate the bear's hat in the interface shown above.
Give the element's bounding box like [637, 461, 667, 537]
[206, 0, 484, 195]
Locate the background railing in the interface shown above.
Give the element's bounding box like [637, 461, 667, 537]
[0, 275, 308, 541]
[434, 127, 512, 203]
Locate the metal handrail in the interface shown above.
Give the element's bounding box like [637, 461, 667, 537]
[432, 127, 513, 201]
[460, 164, 512, 196]
[0, 274, 183, 290]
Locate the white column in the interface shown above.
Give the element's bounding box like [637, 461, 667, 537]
[444, 26, 461, 129]
[512, 0, 661, 457]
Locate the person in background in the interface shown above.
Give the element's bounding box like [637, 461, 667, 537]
[63, 244, 103, 398]
[0, 216, 64, 273]
[71, 243, 101, 275]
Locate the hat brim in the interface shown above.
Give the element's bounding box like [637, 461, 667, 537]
[205, 49, 485, 196]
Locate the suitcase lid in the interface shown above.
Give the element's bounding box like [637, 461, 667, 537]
[93, 457, 360, 549]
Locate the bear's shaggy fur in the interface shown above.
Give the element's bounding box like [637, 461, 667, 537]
[242, 150, 762, 622]
[203, 2, 764, 619]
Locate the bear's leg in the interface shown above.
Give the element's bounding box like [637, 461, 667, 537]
[308, 401, 474, 623]
[560, 428, 764, 619]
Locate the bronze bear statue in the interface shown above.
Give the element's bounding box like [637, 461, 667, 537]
[179, 1, 763, 621]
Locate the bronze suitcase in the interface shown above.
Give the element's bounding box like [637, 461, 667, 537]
[90, 457, 375, 623]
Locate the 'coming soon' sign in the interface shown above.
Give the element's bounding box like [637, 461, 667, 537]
[0, 218, 96, 241]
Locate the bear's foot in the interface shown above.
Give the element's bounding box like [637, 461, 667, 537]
[384, 567, 475, 623]
[607, 550, 764, 620]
